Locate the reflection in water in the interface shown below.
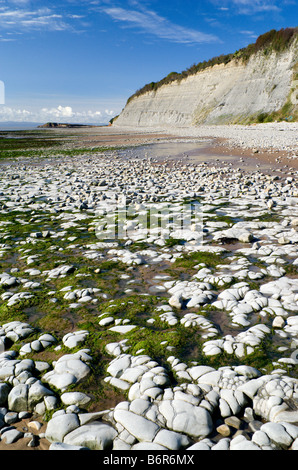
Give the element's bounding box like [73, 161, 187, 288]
[118, 140, 274, 172]
[118, 140, 210, 161]
[0, 135, 276, 173]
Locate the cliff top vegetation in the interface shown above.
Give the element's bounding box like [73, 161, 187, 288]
[126, 27, 297, 105]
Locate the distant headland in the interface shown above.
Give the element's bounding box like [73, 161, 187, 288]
[37, 122, 106, 128]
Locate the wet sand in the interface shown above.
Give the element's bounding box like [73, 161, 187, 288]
[0, 417, 50, 451]
[46, 125, 298, 173]
[1, 125, 297, 175]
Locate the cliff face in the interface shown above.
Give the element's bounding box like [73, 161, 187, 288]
[114, 40, 297, 128]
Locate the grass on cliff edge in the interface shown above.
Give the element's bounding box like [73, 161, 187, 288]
[125, 27, 297, 106]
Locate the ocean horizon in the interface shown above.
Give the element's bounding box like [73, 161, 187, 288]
[0, 121, 107, 131]
[0, 121, 43, 131]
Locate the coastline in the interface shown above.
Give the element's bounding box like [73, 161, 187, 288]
[60, 122, 298, 172]
[111, 121, 298, 154]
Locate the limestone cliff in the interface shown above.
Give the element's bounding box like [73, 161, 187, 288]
[114, 29, 298, 127]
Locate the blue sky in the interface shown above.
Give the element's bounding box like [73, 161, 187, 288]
[0, 0, 296, 124]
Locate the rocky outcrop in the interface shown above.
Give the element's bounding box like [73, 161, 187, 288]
[114, 37, 297, 127]
[37, 122, 99, 128]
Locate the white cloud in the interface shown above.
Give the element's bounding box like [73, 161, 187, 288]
[0, 106, 31, 119]
[214, 0, 281, 14]
[101, 5, 219, 44]
[0, 3, 86, 37]
[8, 1, 31, 4]
[0, 104, 117, 124]
[41, 105, 74, 118]
[240, 30, 258, 38]
[0, 6, 69, 31]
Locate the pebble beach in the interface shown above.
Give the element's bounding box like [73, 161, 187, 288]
[0, 122, 297, 451]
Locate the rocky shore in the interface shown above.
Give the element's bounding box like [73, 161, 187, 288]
[0, 124, 297, 451]
[112, 122, 298, 154]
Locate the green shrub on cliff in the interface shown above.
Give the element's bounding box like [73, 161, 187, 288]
[127, 27, 297, 105]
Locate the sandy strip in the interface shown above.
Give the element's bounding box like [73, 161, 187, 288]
[60, 123, 298, 172]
